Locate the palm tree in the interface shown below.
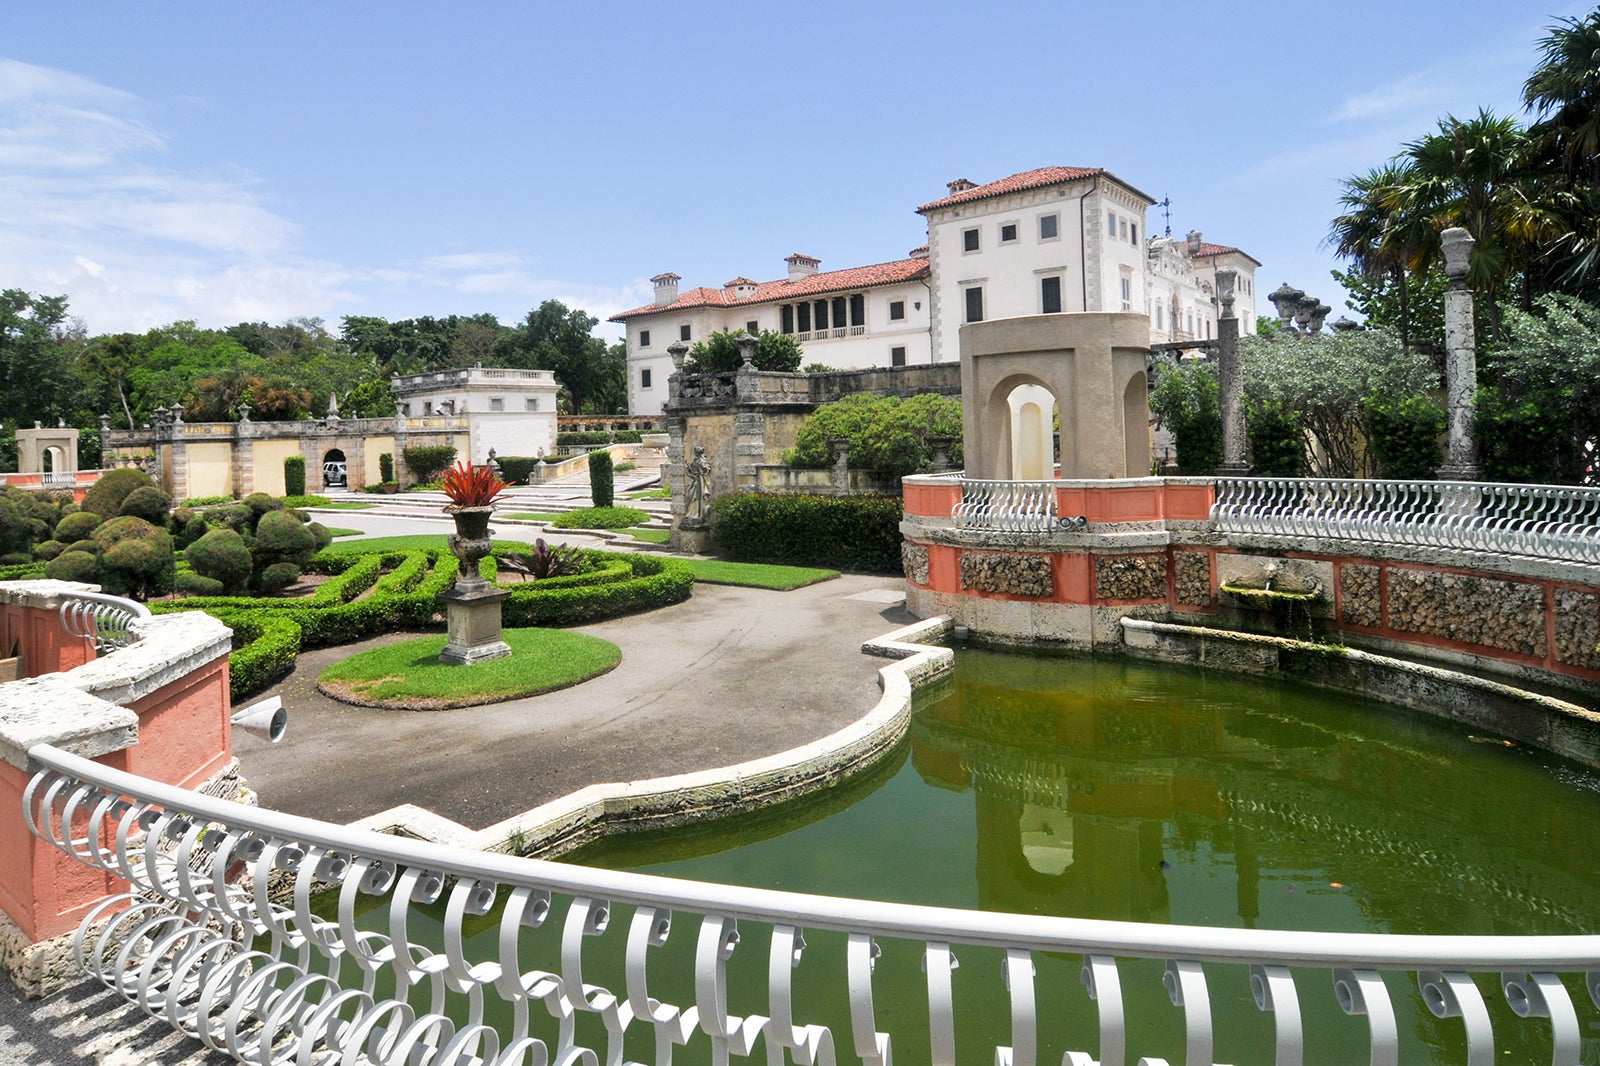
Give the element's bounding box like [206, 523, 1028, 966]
[1327, 163, 1427, 350]
[1523, 11, 1600, 297]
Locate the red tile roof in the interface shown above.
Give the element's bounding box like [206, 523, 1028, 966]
[917, 166, 1156, 212]
[610, 257, 931, 321]
[1190, 242, 1263, 267]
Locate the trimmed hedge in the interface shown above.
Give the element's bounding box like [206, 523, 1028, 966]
[284, 456, 306, 497]
[589, 451, 614, 508]
[403, 444, 457, 483]
[557, 431, 642, 446]
[154, 545, 692, 699]
[712, 493, 903, 572]
[494, 456, 542, 484]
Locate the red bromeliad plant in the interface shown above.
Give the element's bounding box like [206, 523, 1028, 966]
[441, 461, 511, 508]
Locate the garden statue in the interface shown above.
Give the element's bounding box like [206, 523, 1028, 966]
[437, 460, 512, 663]
[684, 445, 712, 522]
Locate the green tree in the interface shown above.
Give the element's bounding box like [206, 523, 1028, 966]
[684, 329, 804, 373]
[0, 290, 79, 431]
[503, 300, 624, 414]
[1522, 11, 1600, 297]
[1149, 361, 1221, 474]
[1478, 293, 1600, 483]
[785, 393, 963, 479]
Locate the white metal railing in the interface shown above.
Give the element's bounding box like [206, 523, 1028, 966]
[952, 478, 1059, 532]
[1213, 478, 1600, 565]
[24, 743, 1600, 1066]
[58, 591, 151, 655]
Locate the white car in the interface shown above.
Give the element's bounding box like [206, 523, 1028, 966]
[323, 461, 347, 487]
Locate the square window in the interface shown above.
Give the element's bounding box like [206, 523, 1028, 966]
[640, 329, 651, 348]
[1040, 214, 1059, 240]
[1107, 211, 1116, 237]
[889, 300, 905, 321]
[641, 368, 653, 389]
[489, 397, 504, 412]
[891, 346, 907, 367]
[423, 401, 433, 415]
[1000, 222, 1018, 243]
[1041, 276, 1062, 314]
[680, 324, 691, 341]
[525, 398, 539, 411]
[747, 320, 758, 334]
[963, 227, 980, 252]
[965, 286, 984, 323]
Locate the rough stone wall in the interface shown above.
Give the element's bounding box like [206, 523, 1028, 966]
[1387, 569, 1547, 657]
[960, 551, 1053, 598]
[1553, 587, 1600, 670]
[1095, 554, 1167, 602]
[1173, 551, 1212, 607]
[1340, 563, 1382, 628]
[902, 543, 930, 586]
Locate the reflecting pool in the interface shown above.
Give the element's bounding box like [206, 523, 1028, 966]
[560, 646, 1600, 1063]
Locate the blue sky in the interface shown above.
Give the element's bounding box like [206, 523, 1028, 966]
[1, 2, 1585, 342]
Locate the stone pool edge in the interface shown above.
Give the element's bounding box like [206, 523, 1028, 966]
[1121, 617, 1600, 769]
[343, 615, 956, 856]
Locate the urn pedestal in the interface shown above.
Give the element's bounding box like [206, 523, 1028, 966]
[438, 505, 511, 664]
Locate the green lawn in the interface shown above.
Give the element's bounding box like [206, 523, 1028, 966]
[326, 527, 365, 538]
[502, 512, 560, 522]
[317, 500, 377, 510]
[683, 559, 839, 590]
[628, 487, 671, 499]
[320, 534, 453, 552]
[625, 527, 670, 544]
[318, 628, 620, 709]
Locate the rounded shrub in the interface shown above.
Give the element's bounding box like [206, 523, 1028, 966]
[55, 510, 103, 542]
[45, 550, 99, 583]
[255, 509, 316, 567]
[82, 468, 156, 518]
[0, 498, 31, 558]
[67, 539, 100, 556]
[307, 521, 334, 551]
[258, 561, 301, 593]
[0, 552, 30, 566]
[179, 515, 210, 548]
[118, 485, 173, 524]
[34, 540, 67, 561]
[550, 506, 648, 530]
[93, 516, 174, 600]
[241, 493, 283, 529]
[186, 528, 254, 593]
[176, 572, 225, 597]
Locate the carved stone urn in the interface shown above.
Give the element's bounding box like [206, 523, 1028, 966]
[438, 504, 510, 663]
[446, 504, 495, 586]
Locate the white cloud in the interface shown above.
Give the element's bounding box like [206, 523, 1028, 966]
[1330, 73, 1442, 123]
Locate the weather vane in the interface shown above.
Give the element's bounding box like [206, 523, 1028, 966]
[1157, 196, 1172, 237]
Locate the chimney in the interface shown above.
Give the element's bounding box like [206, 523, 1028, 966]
[785, 253, 820, 281]
[946, 178, 977, 195]
[910, 244, 930, 260]
[1186, 230, 1203, 256]
[725, 276, 759, 299]
[651, 272, 681, 307]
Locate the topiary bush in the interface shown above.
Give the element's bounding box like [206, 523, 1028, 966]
[179, 515, 210, 548]
[34, 540, 67, 561]
[307, 521, 333, 552]
[379, 452, 394, 483]
[556, 431, 643, 446]
[0, 498, 31, 558]
[785, 393, 964, 478]
[54, 510, 102, 542]
[45, 550, 99, 583]
[494, 456, 541, 484]
[176, 572, 225, 597]
[186, 528, 254, 593]
[253, 509, 316, 584]
[550, 506, 648, 530]
[118, 485, 172, 525]
[589, 451, 614, 508]
[257, 561, 302, 593]
[66, 538, 99, 556]
[93, 516, 174, 600]
[403, 444, 457, 483]
[712, 493, 903, 571]
[241, 493, 283, 530]
[284, 456, 306, 497]
[82, 468, 156, 518]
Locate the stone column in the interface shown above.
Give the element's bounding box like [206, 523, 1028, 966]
[1437, 227, 1480, 481]
[1214, 270, 1250, 475]
[233, 404, 255, 497]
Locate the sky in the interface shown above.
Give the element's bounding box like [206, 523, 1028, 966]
[1, 2, 1587, 344]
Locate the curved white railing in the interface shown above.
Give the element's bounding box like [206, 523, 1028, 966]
[58, 591, 152, 655]
[952, 478, 1058, 532]
[25, 743, 1600, 1066]
[1212, 478, 1600, 565]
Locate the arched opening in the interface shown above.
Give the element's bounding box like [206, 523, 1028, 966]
[322, 448, 348, 488]
[41, 447, 57, 474]
[1122, 372, 1149, 477]
[1006, 384, 1059, 480]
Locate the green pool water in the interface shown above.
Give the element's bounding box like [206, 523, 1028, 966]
[555, 646, 1600, 1064]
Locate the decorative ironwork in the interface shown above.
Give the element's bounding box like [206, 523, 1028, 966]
[58, 591, 151, 655]
[1213, 478, 1600, 565]
[30, 742, 1599, 1066]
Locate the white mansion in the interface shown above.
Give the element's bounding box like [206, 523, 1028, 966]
[611, 165, 1260, 416]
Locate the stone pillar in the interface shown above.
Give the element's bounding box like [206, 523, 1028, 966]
[393, 405, 411, 487]
[233, 405, 255, 497]
[1437, 227, 1480, 481]
[733, 410, 766, 490]
[829, 437, 851, 492]
[1214, 270, 1250, 475]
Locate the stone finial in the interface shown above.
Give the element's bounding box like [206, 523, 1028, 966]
[1215, 269, 1237, 316]
[735, 333, 759, 370]
[667, 341, 690, 371]
[237, 401, 252, 422]
[99, 413, 111, 433]
[153, 406, 168, 425]
[1309, 303, 1332, 333]
[327, 392, 339, 417]
[1441, 227, 1475, 283]
[1267, 283, 1304, 329]
[1332, 315, 1361, 332]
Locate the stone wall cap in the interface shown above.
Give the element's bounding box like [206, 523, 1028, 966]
[0, 580, 101, 610]
[0, 677, 137, 771]
[60, 610, 233, 706]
